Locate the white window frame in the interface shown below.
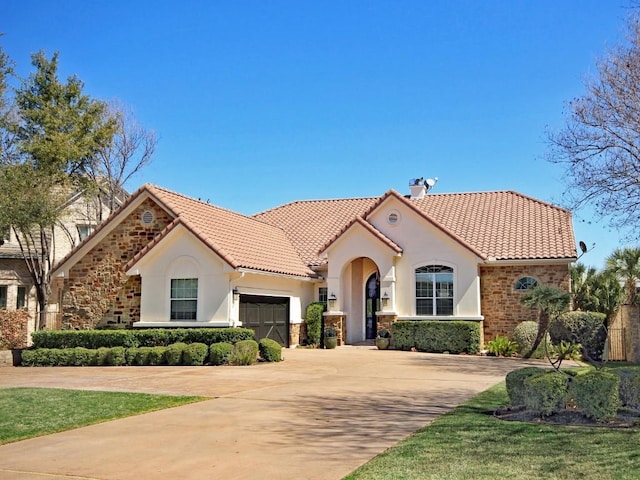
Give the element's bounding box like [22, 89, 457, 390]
[415, 265, 454, 316]
[170, 278, 198, 320]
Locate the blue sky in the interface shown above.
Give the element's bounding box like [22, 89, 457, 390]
[1, 1, 636, 269]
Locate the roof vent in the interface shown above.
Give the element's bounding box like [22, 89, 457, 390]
[409, 177, 438, 199]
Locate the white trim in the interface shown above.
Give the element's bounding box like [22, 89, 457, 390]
[132, 321, 232, 328]
[397, 316, 484, 322]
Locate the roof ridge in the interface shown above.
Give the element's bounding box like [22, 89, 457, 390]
[252, 196, 380, 217]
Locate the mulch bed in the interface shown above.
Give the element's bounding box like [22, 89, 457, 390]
[494, 405, 640, 428]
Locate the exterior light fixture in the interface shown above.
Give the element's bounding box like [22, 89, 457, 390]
[328, 292, 337, 308]
[232, 287, 240, 302]
[381, 291, 390, 307]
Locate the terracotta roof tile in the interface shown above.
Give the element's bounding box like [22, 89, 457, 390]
[145, 185, 316, 277]
[255, 190, 576, 263]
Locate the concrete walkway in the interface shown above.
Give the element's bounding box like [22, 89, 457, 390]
[0, 347, 548, 480]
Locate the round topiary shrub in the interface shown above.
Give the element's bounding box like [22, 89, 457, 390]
[505, 367, 547, 406]
[258, 338, 283, 362]
[105, 346, 126, 366]
[183, 343, 208, 366]
[571, 370, 620, 422]
[210, 342, 234, 366]
[165, 342, 188, 366]
[550, 311, 607, 362]
[524, 370, 569, 416]
[611, 366, 640, 410]
[512, 321, 538, 354]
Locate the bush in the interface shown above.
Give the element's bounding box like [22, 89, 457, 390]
[305, 302, 325, 345]
[412, 321, 481, 354]
[0, 309, 30, 349]
[229, 339, 259, 366]
[259, 338, 282, 362]
[125, 347, 140, 366]
[147, 346, 166, 366]
[608, 366, 640, 410]
[21, 348, 53, 366]
[165, 342, 188, 366]
[572, 370, 620, 421]
[183, 343, 209, 366]
[71, 347, 94, 366]
[31, 327, 256, 349]
[505, 367, 547, 406]
[486, 335, 519, 357]
[391, 322, 417, 350]
[550, 311, 607, 362]
[524, 370, 569, 416]
[105, 346, 126, 366]
[210, 342, 234, 366]
[92, 347, 111, 366]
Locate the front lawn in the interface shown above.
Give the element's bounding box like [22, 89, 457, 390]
[345, 382, 640, 480]
[0, 387, 206, 445]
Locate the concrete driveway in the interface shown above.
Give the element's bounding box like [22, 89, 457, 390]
[0, 347, 548, 480]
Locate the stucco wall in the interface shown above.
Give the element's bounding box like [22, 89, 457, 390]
[61, 198, 174, 328]
[479, 263, 571, 341]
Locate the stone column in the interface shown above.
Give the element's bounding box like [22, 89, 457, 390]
[323, 313, 347, 346]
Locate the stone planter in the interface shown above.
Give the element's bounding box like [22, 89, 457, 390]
[375, 337, 391, 350]
[324, 337, 338, 349]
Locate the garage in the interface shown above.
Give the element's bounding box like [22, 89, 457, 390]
[239, 295, 290, 347]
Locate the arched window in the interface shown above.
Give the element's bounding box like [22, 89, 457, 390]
[514, 277, 538, 291]
[415, 265, 454, 315]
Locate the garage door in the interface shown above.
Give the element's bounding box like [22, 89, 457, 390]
[239, 295, 289, 347]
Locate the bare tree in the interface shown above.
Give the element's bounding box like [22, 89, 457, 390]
[88, 101, 157, 220]
[547, 14, 640, 234]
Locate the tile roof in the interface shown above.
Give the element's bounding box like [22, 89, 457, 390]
[255, 190, 576, 264]
[144, 185, 317, 277]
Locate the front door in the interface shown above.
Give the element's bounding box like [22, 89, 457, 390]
[365, 273, 380, 339]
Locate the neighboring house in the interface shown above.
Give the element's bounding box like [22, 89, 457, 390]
[0, 188, 123, 337]
[50, 182, 577, 347]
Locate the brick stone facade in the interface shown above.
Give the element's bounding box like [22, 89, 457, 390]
[289, 322, 306, 346]
[376, 314, 397, 332]
[61, 199, 174, 328]
[480, 263, 570, 342]
[323, 314, 346, 345]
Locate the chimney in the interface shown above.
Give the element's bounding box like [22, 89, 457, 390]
[409, 178, 426, 199]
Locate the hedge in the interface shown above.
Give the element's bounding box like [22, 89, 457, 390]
[305, 302, 325, 345]
[607, 366, 640, 410]
[571, 370, 620, 422]
[391, 321, 481, 354]
[210, 342, 234, 366]
[505, 367, 547, 406]
[524, 370, 569, 417]
[229, 339, 259, 366]
[31, 328, 255, 349]
[549, 311, 607, 362]
[183, 343, 209, 366]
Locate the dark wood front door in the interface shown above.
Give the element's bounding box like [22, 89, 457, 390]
[365, 273, 380, 339]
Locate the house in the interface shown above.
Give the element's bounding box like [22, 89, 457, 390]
[0, 187, 124, 337]
[50, 181, 577, 346]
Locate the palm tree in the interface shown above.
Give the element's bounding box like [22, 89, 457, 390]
[604, 247, 640, 304]
[520, 284, 571, 359]
[571, 262, 599, 311]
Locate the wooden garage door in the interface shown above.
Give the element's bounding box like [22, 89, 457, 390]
[239, 295, 289, 347]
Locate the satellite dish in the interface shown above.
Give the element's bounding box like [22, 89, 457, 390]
[425, 177, 438, 189]
[579, 241, 588, 254]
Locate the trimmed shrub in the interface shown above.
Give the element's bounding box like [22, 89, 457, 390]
[512, 321, 545, 356]
[608, 367, 640, 410]
[147, 346, 166, 366]
[125, 347, 140, 366]
[21, 348, 53, 367]
[229, 339, 259, 366]
[32, 330, 138, 349]
[413, 321, 481, 354]
[505, 367, 547, 406]
[133, 329, 169, 347]
[210, 342, 234, 366]
[71, 347, 94, 366]
[305, 302, 325, 345]
[105, 346, 126, 366]
[92, 347, 111, 366]
[165, 342, 188, 366]
[183, 343, 209, 366]
[390, 322, 417, 350]
[0, 309, 30, 349]
[259, 338, 282, 362]
[572, 370, 620, 422]
[524, 370, 569, 416]
[550, 311, 607, 362]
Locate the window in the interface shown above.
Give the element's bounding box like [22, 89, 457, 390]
[0, 286, 6, 309]
[415, 265, 454, 315]
[318, 287, 328, 304]
[170, 278, 198, 320]
[17, 286, 26, 309]
[515, 277, 538, 291]
[76, 225, 95, 241]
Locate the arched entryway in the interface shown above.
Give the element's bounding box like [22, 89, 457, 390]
[341, 257, 380, 344]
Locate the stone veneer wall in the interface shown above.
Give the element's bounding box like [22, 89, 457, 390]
[480, 263, 570, 342]
[61, 199, 174, 328]
[289, 322, 307, 346]
[324, 314, 346, 345]
[376, 314, 397, 332]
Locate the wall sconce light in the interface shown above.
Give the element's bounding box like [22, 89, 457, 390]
[232, 287, 240, 302]
[328, 292, 337, 308]
[381, 291, 390, 307]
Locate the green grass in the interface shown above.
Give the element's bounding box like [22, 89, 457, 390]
[0, 387, 206, 445]
[345, 382, 640, 480]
